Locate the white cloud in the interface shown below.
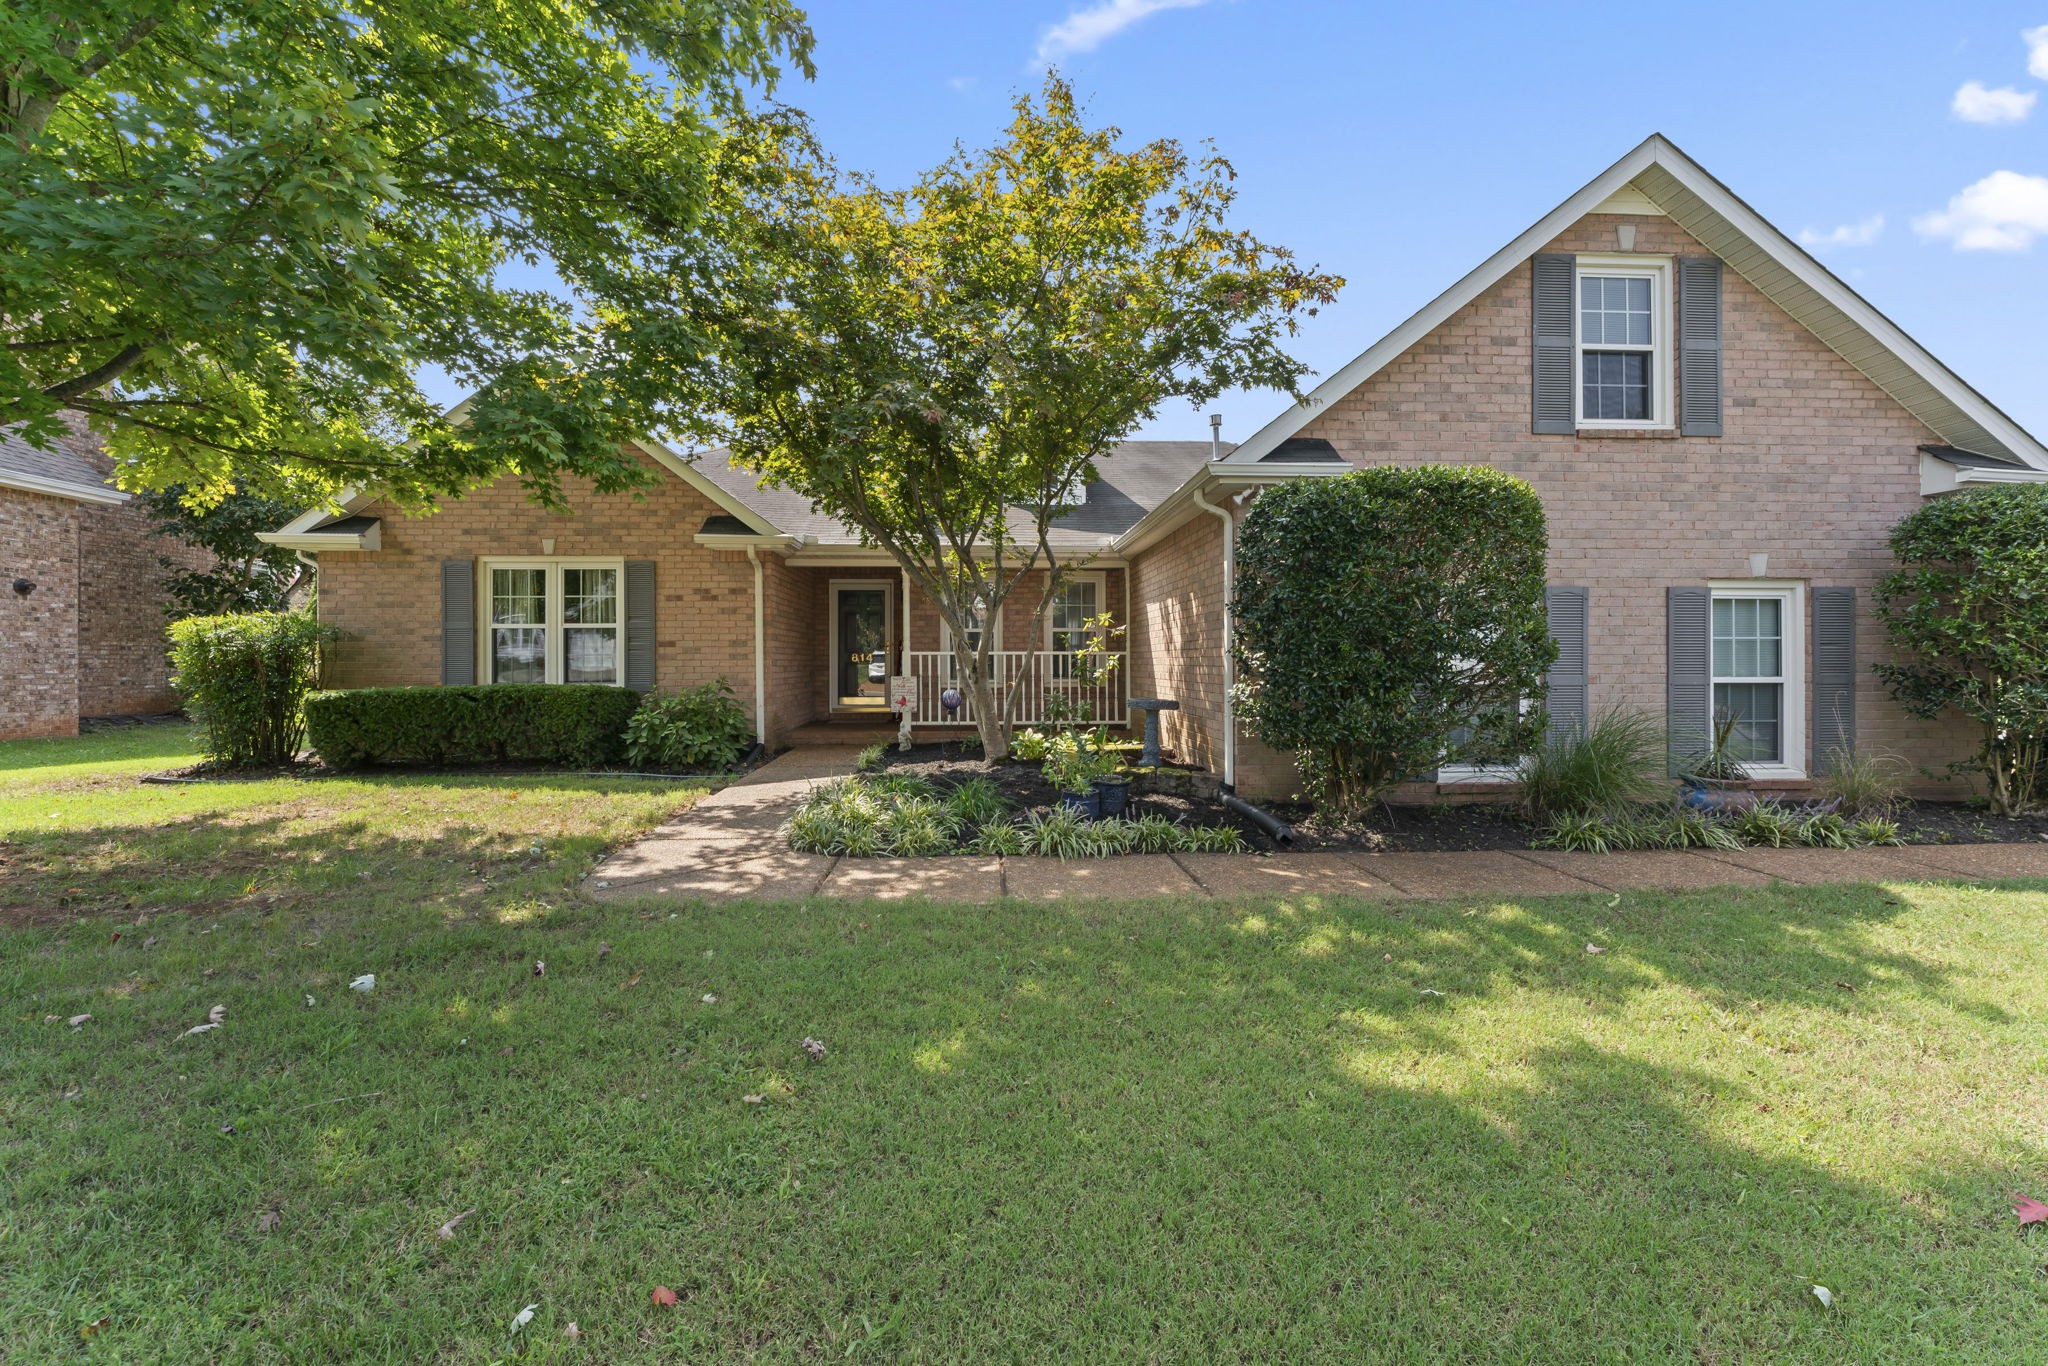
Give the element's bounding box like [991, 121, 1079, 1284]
[1952, 80, 2036, 124]
[2026, 24, 2048, 79]
[1034, 0, 1206, 65]
[1914, 170, 2048, 250]
[1797, 214, 1886, 249]
[947, 75, 975, 91]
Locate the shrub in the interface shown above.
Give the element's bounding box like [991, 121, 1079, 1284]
[965, 818, 1024, 856]
[1233, 467, 1554, 815]
[1875, 485, 2048, 814]
[1127, 813, 1183, 854]
[304, 684, 639, 770]
[878, 795, 959, 856]
[1010, 728, 1050, 761]
[1655, 806, 1742, 851]
[1020, 806, 1095, 859]
[167, 612, 336, 768]
[622, 680, 754, 772]
[1730, 800, 1803, 848]
[1534, 810, 1620, 853]
[943, 778, 1010, 829]
[1851, 817, 1905, 846]
[1175, 823, 1248, 853]
[854, 742, 887, 772]
[1518, 707, 1669, 822]
[1815, 749, 1908, 818]
[867, 772, 937, 800]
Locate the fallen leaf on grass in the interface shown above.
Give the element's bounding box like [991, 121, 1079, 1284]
[257, 1207, 281, 1233]
[2015, 1196, 2048, 1228]
[1810, 1284, 1835, 1309]
[181, 1004, 226, 1038]
[80, 1316, 111, 1340]
[1583, 943, 1606, 956]
[651, 1286, 680, 1306]
[1605, 894, 1621, 907]
[435, 1208, 476, 1240]
[743, 1093, 764, 1104]
[597, 942, 612, 960]
[701, 993, 718, 1005]
[68, 1013, 91, 1027]
[511, 1303, 538, 1333]
[801, 1036, 827, 1061]
[1419, 988, 1445, 998]
[533, 960, 546, 978]
[349, 974, 376, 992]
[622, 971, 643, 990]
[564, 1321, 583, 1340]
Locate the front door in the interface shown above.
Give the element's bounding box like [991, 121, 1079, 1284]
[833, 586, 892, 708]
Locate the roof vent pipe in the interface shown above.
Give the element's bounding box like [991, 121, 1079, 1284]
[1209, 413, 1223, 461]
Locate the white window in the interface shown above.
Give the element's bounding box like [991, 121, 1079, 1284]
[481, 559, 624, 686]
[1575, 256, 1671, 429]
[1047, 573, 1106, 680]
[1710, 583, 1804, 777]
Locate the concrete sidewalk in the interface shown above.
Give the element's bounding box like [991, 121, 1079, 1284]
[584, 746, 2048, 904]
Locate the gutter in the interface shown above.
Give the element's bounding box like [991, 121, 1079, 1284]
[1191, 427, 1240, 792]
[0, 471, 130, 506]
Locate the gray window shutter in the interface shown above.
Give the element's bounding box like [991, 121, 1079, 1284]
[1812, 586, 1856, 773]
[1667, 587, 1711, 775]
[1544, 586, 1590, 745]
[1531, 253, 1576, 434]
[624, 559, 656, 692]
[441, 559, 475, 685]
[1677, 257, 1723, 437]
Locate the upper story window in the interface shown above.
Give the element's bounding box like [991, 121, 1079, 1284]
[1575, 257, 1671, 429]
[483, 559, 623, 686]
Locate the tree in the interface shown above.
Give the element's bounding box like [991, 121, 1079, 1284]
[137, 485, 313, 616]
[660, 78, 1341, 757]
[1874, 485, 2048, 814]
[1231, 468, 1555, 815]
[2, 0, 811, 508]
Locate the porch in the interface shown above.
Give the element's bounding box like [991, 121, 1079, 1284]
[766, 561, 1130, 739]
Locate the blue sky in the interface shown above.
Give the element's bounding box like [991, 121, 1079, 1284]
[450, 2, 2048, 447]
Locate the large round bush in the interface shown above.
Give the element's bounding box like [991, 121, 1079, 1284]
[1231, 466, 1554, 813]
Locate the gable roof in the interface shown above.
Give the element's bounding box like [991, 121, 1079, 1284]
[683, 441, 1223, 547]
[1219, 134, 2048, 471]
[0, 423, 128, 505]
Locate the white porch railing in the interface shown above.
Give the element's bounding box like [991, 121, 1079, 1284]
[905, 651, 1125, 728]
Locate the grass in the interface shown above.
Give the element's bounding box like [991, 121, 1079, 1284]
[0, 721, 716, 922]
[6, 726, 2048, 1361]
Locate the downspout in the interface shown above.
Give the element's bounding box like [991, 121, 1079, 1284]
[1193, 413, 1236, 790]
[746, 547, 766, 745]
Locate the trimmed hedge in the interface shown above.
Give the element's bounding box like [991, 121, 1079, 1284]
[304, 685, 641, 770]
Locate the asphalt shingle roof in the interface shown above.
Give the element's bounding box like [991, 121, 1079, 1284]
[0, 422, 117, 496]
[682, 440, 1229, 546]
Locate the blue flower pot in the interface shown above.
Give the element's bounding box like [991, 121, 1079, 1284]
[1059, 789, 1100, 819]
[1092, 775, 1130, 818]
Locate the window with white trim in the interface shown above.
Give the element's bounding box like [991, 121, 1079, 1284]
[941, 594, 996, 683]
[1047, 573, 1106, 681]
[1576, 258, 1670, 428]
[483, 560, 623, 685]
[1711, 587, 1800, 769]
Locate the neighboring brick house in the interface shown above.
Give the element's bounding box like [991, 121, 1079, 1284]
[0, 418, 212, 740]
[267, 136, 2048, 798]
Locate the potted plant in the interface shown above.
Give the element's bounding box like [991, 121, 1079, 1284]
[1679, 711, 1754, 811]
[1044, 733, 1102, 818]
[1083, 727, 1130, 816]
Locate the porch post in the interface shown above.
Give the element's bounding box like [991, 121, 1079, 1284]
[898, 571, 913, 749]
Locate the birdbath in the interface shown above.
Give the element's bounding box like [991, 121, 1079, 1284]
[1127, 697, 1180, 768]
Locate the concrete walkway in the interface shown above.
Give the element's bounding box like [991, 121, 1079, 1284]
[585, 746, 2048, 904]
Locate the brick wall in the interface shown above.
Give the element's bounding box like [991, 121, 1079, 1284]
[76, 492, 211, 717]
[1132, 209, 1978, 800]
[0, 489, 82, 739]
[316, 452, 765, 725]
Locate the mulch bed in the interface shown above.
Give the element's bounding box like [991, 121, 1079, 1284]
[873, 742, 2048, 854]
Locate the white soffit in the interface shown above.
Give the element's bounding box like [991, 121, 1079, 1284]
[1224, 135, 2048, 471]
[1589, 182, 1665, 216]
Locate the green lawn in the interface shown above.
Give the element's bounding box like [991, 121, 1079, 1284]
[5, 726, 2048, 1362]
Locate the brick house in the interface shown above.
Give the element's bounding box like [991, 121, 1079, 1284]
[0, 418, 212, 740]
[267, 136, 2048, 798]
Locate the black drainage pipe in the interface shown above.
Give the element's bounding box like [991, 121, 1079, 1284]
[1221, 793, 1295, 847]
